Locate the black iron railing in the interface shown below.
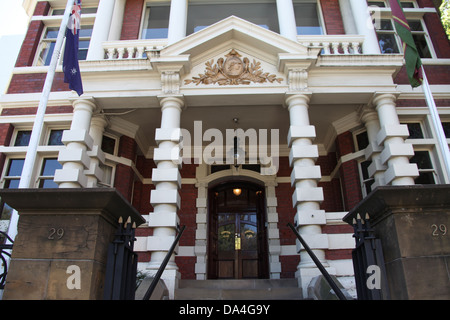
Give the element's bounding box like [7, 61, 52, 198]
[351, 213, 389, 300]
[0, 231, 13, 290]
[142, 225, 185, 300]
[103, 217, 138, 300]
[287, 222, 347, 300]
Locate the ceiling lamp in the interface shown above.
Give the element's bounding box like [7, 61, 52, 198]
[233, 188, 242, 196]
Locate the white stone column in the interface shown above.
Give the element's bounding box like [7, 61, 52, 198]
[360, 107, 386, 188]
[54, 98, 96, 188]
[148, 95, 184, 299]
[167, 0, 188, 45]
[286, 93, 329, 295]
[276, 0, 298, 41]
[348, 0, 381, 54]
[108, 0, 126, 41]
[265, 180, 282, 279]
[86, 115, 107, 187]
[87, 0, 116, 60]
[373, 94, 418, 185]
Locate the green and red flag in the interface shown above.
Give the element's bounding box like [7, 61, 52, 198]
[389, 0, 423, 87]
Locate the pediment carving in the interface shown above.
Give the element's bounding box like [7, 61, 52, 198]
[184, 49, 283, 86]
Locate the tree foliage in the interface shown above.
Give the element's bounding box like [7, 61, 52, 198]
[441, 0, 450, 40]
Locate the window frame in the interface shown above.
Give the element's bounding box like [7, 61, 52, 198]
[32, 7, 96, 66]
[369, 0, 437, 59]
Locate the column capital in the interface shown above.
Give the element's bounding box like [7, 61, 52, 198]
[158, 94, 186, 111]
[359, 105, 379, 124]
[70, 96, 98, 113]
[371, 93, 399, 108]
[284, 92, 312, 109]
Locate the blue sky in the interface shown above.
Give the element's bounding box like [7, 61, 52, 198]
[0, 0, 29, 94]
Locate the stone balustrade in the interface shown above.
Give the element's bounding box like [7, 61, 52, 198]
[102, 35, 365, 60]
[298, 35, 365, 55]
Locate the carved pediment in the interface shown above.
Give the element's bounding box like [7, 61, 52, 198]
[184, 49, 283, 86]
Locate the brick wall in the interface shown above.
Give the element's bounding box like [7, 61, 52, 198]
[320, 0, 345, 35]
[417, 0, 450, 58]
[276, 182, 296, 246]
[121, 0, 145, 40]
[1, 105, 73, 116]
[14, 2, 50, 68]
[395, 65, 450, 85]
[7, 73, 70, 94]
[336, 131, 363, 211]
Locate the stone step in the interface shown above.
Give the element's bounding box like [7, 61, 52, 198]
[174, 279, 303, 300]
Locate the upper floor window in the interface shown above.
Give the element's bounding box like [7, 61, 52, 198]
[140, 1, 323, 40]
[35, 25, 93, 66]
[187, 2, 280, 35]
[141, 5, 171, 39]
[294, 2, 323, 35]
[51, 7, 98, 15]
[368, 1, 434, 58]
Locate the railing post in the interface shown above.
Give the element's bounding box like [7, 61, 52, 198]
[143, 225, 185, 300]
[287, 223, 347, 300]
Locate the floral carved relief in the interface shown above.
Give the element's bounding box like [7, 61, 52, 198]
[184, 49, 283, 86]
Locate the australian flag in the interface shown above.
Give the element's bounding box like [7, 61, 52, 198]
[63, 0, 83, 96]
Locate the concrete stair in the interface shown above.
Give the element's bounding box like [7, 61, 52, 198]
[174, 279, 303, 300]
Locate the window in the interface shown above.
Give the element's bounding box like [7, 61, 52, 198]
[368, 0, 417, 8]
[38, 158, 62, 188]
[14, 130, 31, 146]
[359, 160, 374, 196]
[36, 27, 59, 66]
[355, 131, 369, 151]
[141, 5, 170, 39]
[186, 2, 279, 35]
[101, 135, 117, 155]
[48, 129, 64, 146]
[52, 7, 98, 15]
[442, 122, 450, 138]
[294, 2, 323, 35]
[36, 25, 93, 66]
[3, 159, 24, 189]
[402, 122, 424, 139]
[375, 19, 401, 54]
[410, 150, 436, 184]
[369, 1, 434, 58]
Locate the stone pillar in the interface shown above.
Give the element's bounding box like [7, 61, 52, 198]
[148, 95, 184, 299]
[373, 94, 418, 185]
[360, 107, 386, 188]
[54, 98, 96, 188]
[87, 0, 116, 60]
[167, 0, 188, 45]
[276, 0, 298, 41]
[348, 0, 381, 54]
[86, 115, 107, 187]
[0, 188, 145, 300]
[285, 93, 329, 295]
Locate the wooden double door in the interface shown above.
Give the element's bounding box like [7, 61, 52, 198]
[208, 182, 269, 279]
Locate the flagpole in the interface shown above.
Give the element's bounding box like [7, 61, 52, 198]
[421, 66, 450, 182]
[5, 0, 74, 244]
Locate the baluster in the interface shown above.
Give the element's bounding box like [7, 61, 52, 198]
[107, 48, 115, 60]
[322, 42, 331, 54]
[331, 42, 340, 54]
[127, 47, 135, 59]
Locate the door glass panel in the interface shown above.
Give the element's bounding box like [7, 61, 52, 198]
[218, 220, 235, 252]
[241, 223, 257, 251]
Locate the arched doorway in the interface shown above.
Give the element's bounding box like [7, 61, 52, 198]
[207, 181, 269, 279]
